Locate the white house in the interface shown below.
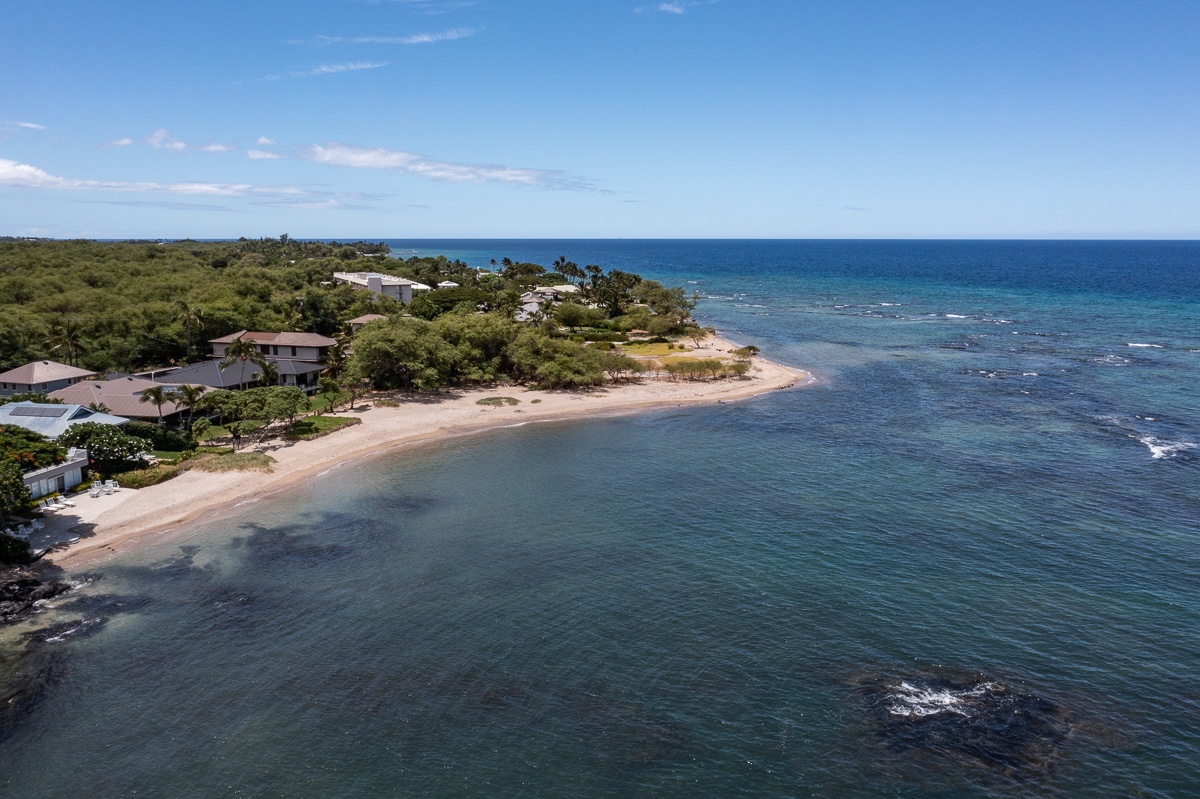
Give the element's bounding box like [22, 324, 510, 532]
[207, 331, 337, 392]
[333, 271, 431, 304]
[0, 402, 130, 498]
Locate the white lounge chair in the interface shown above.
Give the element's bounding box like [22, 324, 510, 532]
[88, 486, 101, 498]
[108, 480, 121, 492]
[58, 496, 76, 507]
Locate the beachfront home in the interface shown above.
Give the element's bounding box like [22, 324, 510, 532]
[22, 448, 90, 499]
[437, 280, 461, 289]
[208, 331, 336, 392]
[153, 359, 265, 391]
[0, 360, 96, 397]
[333, 271, 431, 304]
[0, 401, 128, 439]
[50, 377, 185, 423]
[0, 402, 129, 498]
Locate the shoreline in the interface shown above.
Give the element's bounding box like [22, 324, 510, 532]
[45, 336, 813, 571]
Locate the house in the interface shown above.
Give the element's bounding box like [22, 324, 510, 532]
[50, 377, 185, 423]
[23, 448, 90, 499]
[207, 331, 336, 392]
[0, 401, 128, 439]
[210, 331, 336, 363]
[0, 402, 129, 498]
[0, 360, 96, 397]
[333, 271, 431, 304]
[154, 359, 266, 391]
[347, 314, 387, 332]
[437, 280, 461, 289]
[513, 285, 584, 322]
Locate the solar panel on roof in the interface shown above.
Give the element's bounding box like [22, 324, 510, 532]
[10, 406, 69, 417]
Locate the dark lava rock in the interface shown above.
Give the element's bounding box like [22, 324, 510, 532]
[1, 570, 71, 625]
[858, 669, 1073, 778]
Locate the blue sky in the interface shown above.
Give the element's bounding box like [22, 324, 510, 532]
[2, 0, 1197, 239]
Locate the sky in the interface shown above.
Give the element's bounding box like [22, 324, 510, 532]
[1, 0, 1197, 239]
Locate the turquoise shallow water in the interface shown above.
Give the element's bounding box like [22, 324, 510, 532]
[2, 241, 1198, 797]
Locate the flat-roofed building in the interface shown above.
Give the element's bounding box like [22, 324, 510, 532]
[333, 271, 430, 304]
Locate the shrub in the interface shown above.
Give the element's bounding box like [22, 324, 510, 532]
[113, 463, 182, 489]
[0, 533, 31, 565]
[123, 421, 193, 452]
[476, 397, 520, 407]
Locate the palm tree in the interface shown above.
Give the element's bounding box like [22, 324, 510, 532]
[221, 338, 268, 390]
[175, 302, 204, 361]
[322, 336, 349, 380]
[258, 360, 280, 387]
[138, 386, 173, 425]
[46, 318, 85, 366]
[173, 384, 208, 432]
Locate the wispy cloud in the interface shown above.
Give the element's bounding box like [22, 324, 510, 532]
[248, 149, 286, 160]
[379, 0, 480, 14]
[309, 61, 389, 76]
[105, 137, 135, 147]
[146, 128, 187, 151]
[0, 157, 309, 197]
[635, 0, 716, 14]
[256, 136, 277, 146]
[5, 121, 46, 131]
[252, 199, 372, 211]
[299, 142, 596, 191]
[80, 199, 236, 212]
[307, 27, 475, 45]
[199, 142, 238, 153]
[262, 61, 390, 80]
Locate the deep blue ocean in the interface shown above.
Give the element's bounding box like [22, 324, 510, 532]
[2, 241, 1198, 798]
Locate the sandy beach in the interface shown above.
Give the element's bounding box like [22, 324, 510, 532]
[40, 337, 811, 571]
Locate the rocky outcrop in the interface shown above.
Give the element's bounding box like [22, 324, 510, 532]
[0, 567, 71, 625]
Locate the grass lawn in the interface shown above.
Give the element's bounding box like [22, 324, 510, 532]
[188, 452, 275, 473]
[620, 342, 689, 357]
[287, 415, 362, 440]
[307, 390, 350, 414]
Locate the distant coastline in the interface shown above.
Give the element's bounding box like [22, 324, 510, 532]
[48, 335, 811, 571]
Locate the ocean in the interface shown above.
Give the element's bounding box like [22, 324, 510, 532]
[2, 240, 1198, 797]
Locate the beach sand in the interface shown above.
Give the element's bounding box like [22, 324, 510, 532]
[44, 337, 812, 570]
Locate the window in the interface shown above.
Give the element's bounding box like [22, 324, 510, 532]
[290, 347, 297, 357]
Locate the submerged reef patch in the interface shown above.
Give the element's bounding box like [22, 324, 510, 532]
[857, 668, 1073, 778]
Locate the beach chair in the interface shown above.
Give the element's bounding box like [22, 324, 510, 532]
[89, 486, 101, 498]
[32, 519, 44, 530]
[109, 480, 121, 492]
[58, 496, 76, 507]
[103, 482, 115, 495]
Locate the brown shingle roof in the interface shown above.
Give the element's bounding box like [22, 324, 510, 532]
[49, 377, 183, 419]
[0, 360, 95, 384]
[209, 331, 337, 347]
